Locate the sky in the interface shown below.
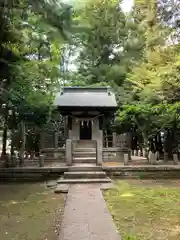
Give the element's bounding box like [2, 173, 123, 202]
[62, 0, 134, 13]
[121, 0, 134, 13]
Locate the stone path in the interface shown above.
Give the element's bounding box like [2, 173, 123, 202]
[58, 184, 120, 240]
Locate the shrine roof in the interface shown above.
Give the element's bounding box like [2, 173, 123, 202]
[53, 86, 118, 109]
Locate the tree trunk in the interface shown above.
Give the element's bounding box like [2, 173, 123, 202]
[149, 138, 155, 153]
[172, 119, 178, 154]
[10, 128, 16, 166]
[164, 129, 174, 160]
[19, 121, 26, 166]
[1, 108, 8, 159]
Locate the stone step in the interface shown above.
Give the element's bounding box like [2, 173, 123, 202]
[57, 178, 111, 184]
[68, 165, 102, 172]
[73, 152, 96, 158]
[54, 184, 69, 194]
[64, 171, 106, 179]
[73, 140, 97, 149]
[73, 148, 96, 152]
[73, 157, 96, 163]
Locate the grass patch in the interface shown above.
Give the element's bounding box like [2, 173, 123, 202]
[104, 180, 180, 240]
[0, 182, 65, 240]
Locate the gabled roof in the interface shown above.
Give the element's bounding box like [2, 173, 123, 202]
[54, 86, 117, 108]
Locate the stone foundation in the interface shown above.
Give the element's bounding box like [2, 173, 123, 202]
[103, 148, 130, 162]
[41, 147, 131, 164]
[41, 148, 65, 162]
[1, 165, 180, 181]
[0, 167, 67, 181]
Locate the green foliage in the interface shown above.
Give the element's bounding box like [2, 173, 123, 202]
[1, 0, 180, 155]
[124, 235, 138, 240]
[0, 0, 73, 128]
[73, 0, 129, 86]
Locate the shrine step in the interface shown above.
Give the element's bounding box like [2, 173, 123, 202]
[73, 148, 96, 152]
[57, 178, 111, 184]
[73, 152, 96, 158]
[64, 171, 106, 179]
[73, 157, 96, 164]
[69, 165, 101, 172]
[73, 140, 96, 149]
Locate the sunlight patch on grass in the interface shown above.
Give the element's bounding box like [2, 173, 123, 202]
[121, 193, 134, 197]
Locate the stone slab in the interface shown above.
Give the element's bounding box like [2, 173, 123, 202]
[68, 165, 102, 172]
[57, 178, 111, 184]
[64, 171, 106, 179]
[54, 184, 69, 194]
[73, 157, 97, 164]
[58, 184, 120, 240]
[46, 181, 57, 188]
[103, 165, 180, 171]
[100, 182, 116, 191]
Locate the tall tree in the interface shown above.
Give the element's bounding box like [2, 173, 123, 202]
[0, 0, 73, 158]
[73, 0, 128, 86]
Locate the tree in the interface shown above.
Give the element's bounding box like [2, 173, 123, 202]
[114, 0, 180, 158]
[73, 0, 129, 86]
[0, 0, 73, 160]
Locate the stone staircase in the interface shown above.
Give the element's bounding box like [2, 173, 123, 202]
[55, 140, 111, 186]
[72, 140, 97, 164]
[57, 164, 111, 184]
[73, 149, 97, 164]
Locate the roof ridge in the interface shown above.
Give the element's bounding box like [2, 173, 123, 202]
[54, 86, 117, 108]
